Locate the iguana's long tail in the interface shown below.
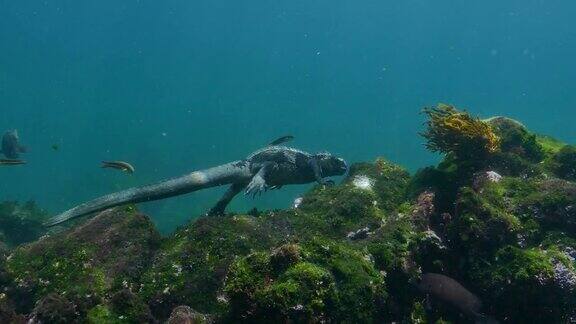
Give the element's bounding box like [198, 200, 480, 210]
[44, 161, 252, 227]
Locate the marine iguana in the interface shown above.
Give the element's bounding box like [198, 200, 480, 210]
[44, 145, 348, 226]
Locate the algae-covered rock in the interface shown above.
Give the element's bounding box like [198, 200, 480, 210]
[549, 145, 576, 181]
[541, 232, 576, 259]
[537, 134, 567, 155]
[410, 191, 436, 231]
[511, 179, 576, 236]
[0, 201, 49, 247]
[3, 111, 575, 323]
[85, 302, 153, 324]
[224, 239, 386, 323]
[408, 109, 576, 322]
[138, 215, 280, 319]
[411, 114, 548, 216]
[346, 158, 411, 212]
[107, 289, 157, 323]
[448, 186, 522, 256]
[296, 184, 383, 238]
[469, 245, 576, 323]
[366, 215, 416, 277]
[30, 293, 80, 324]
[486, 116, 545, 163]
[167, 305, 213, 324]
[483, 116, 547, 177]
[0, 293, 24, 324]
[0, 241, 8, 259]
[138, 159, 410, 321]
[4, 206, 160, 319]
[363, 213, 422, 320]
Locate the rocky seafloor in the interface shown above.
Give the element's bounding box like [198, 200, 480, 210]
[1, 106, 575, 323]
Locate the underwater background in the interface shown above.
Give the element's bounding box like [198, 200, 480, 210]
[1, 1, 575, 234]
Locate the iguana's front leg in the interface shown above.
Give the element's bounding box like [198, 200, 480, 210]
[310, 158, 335, 186]
[207, 181, 247, 216]
[245, 162, 275, 197]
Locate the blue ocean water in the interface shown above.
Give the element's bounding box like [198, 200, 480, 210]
[1, 1, 575, 233]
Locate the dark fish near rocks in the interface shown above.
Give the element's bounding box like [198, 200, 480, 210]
[269, 135, 294, 146]
[1, 130, 27, 159]
[417, 273, 498, 323]
[101, 161, 135, 174]
[0, 159, 26, 166]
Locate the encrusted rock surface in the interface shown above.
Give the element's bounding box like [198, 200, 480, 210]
[1, 109, 575, 323]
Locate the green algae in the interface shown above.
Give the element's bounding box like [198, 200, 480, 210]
[7, 238, 108, 309]
[536, 134, 566, 155]
[511, 179, 576, 235]
[87, 305, 122, 324]
[346, 158, 411, 212]
[86, 292, 157, 324]
[469, 245, 574, 323]
[366, 215, 414, 275]
[448, 186, 522, 256]
[224, 238, 386, 323]
[2, 113, 576, 323]
[297, 184, 383, 237]
[487, 116, 545, 163]
[138, 215, 279, 318]
[549, 145, 576, 181]
[3, 207, 159, 319]
[541, 231, 576, 254]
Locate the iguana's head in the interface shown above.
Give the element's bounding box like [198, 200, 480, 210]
[314, 152, 348, 177]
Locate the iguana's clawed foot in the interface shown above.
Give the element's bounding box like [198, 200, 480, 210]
[245, 176, 268, 198]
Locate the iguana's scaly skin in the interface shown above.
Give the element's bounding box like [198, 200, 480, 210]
[45, 146, 347, 226]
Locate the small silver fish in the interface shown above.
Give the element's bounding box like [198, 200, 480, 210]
[0, 159, 26, 166]
[101, 161, 135, 174]
[269, 135, 294, 146]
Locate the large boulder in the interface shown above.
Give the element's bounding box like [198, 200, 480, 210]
[3, 206, 161, 320]
[503, 178, 576, 236]
[167, 305, 212, 324]
[138, 215, 281, 320]
[486, 116, 545, 163]
[469, 245, 576, 323]
[136, 159, 411, 321]
[223, 239, 387, 323]
[549, 145, 576, 181]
